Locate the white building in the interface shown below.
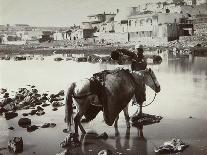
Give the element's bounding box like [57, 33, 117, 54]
[197, 0, 207, 5]
[53, 32, 63, 40]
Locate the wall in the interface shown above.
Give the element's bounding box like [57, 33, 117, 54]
[158, 13, 183, 24]
[114, 22, 128, 33]
[130, 36, 168, 46]
[97, 32, 128, 43]
[83, 29, 94, 38]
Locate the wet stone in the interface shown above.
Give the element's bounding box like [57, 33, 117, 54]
[36, 106, 44, 111]
[27, 125, 39, 132]
[52, 101, 64, 108]
[52, 108, 58, 111]
[18, 118, 31, 128]
[8, 137, 23, 153]
[0, 107, 6, 114]
[30, 110, 37, 115]
[0, 88, 7, 94]
[154, 138, 189, 154]
[57, 90, 64, 96]
[41, 123, 56, 128]
[42, 103, 50, 107]
[131, 113, 163, 126]
[4, 112, 18, 120]
[41, 123, 50, 128]
[8, 127, 15, 130]
[22, 113, 29, 116]
[36, 110, 45, 116]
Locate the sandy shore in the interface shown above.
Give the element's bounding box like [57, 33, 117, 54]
[1, 105, 207, 155]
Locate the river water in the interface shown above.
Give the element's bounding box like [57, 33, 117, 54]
[0, 55, 207, 119]
[0, 54, 207, 155]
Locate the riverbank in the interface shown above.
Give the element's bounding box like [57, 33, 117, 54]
[0, 42, 133, 55]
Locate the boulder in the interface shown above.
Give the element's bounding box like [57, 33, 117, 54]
[52, 101, 64, 108]
[36, 110, 45, 116]
[4, 112, 18, 120]
[30, 110, 37, 115]
[8, 127, 15, 130]
[0, 88, 7, 94]
[131, 113, 163, 126]
[154, 138, 189, 154]
[36, 106, 44, 111]
[8, 137, 23, 153]
[18, 118, 31, 128]
[0, 107, 6, 114]
[52, 108, 58, 111]
[57, 90, 64, 96]
[3, 102, 16, 111]
[22, 113, 29, 116]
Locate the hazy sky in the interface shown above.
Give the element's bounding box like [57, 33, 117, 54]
[0, 0, 161, 27]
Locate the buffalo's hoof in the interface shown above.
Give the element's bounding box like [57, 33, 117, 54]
[60, 133, 80, 148]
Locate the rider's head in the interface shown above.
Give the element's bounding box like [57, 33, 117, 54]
[135, 44, 144, 54]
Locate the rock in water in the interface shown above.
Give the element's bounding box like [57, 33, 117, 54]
[4, 112, 18, 120]
[27, 125, 39, 132]
[41, 123, 50, 128]
[8, 127, 15, 130]
[131, 113, 162, 126]
[36, 110, 45, 116]
[30, 110, 37, 115]
[8, 137, 23, 153]
[18, 118, 31, 128]
[154, 138, 189, 154]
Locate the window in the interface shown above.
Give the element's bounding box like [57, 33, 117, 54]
[140, 19, 144, 26]
[146, 18, 153, 25]
[129, 20, 131, 26]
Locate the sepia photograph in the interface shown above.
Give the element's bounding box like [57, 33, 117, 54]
[0, 0, 207, 154]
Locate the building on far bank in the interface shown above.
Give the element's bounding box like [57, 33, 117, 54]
[127, 13, 193, 44]
[196, 0, 207, 5]
[87, 12, 116, 30]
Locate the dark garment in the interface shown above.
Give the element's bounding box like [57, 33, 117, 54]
[131, 59, 147, 71]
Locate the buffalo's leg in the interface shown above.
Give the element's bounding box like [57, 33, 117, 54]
[139, 103, 143, 116]
[123, 106, 130, 128]
[114, 116, 119, 128]
[74, 113, 86, 135]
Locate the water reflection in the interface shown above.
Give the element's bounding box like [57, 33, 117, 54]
[59, 125, 149, 155]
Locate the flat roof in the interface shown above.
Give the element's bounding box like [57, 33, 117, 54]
[87, 13, 116, 17]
